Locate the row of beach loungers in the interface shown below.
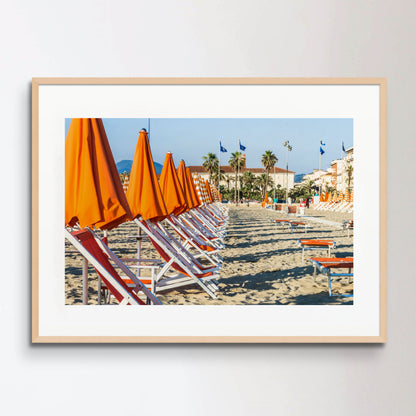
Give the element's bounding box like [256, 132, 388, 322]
[271, 211, 353, 297]
[65, 119, 229, 306]
[312, 201, 353, 213]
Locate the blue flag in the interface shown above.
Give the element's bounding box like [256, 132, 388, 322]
[320, 140, 326, 146]
[239, 140, 246, 151]
[342, 141, 346, 152]
[220, 141, 227, 152]
[320, 146, 325, 155]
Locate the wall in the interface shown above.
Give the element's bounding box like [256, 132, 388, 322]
[1, 1, 415, 415]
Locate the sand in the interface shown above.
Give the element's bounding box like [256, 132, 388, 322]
[65, 205, 353, 305]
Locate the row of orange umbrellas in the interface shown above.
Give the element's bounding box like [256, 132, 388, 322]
[319, 190, 354, 203]
[65, 118, 219, 232]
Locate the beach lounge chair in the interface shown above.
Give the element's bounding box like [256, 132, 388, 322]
[298, 239, 336, 263]
[287, 205, 298, 215]
[165, 215, 223, 265]
[273, 219, 309, 234]
[273, 219, 291, 230]
[65, 228, 162, 305]
[309, 257, 353, 297]
[342, 220, 354, 237]
[135, 219, 220, 299]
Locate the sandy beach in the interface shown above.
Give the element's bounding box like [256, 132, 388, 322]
[65, 205, 353, 305]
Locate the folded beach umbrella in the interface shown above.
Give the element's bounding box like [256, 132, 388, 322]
[186, 168, 202, 206]
[65, 118, 132, 230]
[159, 152, 188, 216]
[264, 193, 268, 203]
[126, 130, 169, 222]
[339, 191, 344, 201]
[193, 174, 203, 204]
[327, 192, 332, 202]
[177, 161, 198, 210]
[205, 180, 213, 203]
[212, 185, 219, 202]
[350, 190, 354, 202]
[199, 176, 208, 204]
[320, 192, 324, 202]
[123, 175, 129, 194]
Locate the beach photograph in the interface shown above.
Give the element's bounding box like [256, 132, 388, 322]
[65, 117, 354, 305]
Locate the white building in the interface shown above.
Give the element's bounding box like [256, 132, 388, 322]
[301, 147, 354, 194]
[188, 165, 295, 190]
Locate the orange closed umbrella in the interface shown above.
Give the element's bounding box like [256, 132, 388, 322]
[127, 130, 168, 222]
[159, 153, 188, 216]
[186, 168, 202, 206]
[199, 176, 208, 204]
[65, 118, 132, 230]
[205, 180, 213, 203]
[177, 161, 197, 209]
[264, 193, 268, 203]
[123, 174, 129, 194]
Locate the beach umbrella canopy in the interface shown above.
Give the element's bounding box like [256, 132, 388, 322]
[123, 174, 129, 194]
[158, 152, 188, 216]
[177, 161, 198, 209]
[199, 176, 208, 204]
[126, 130, 168, 222]
[205, 180, 213, 203]
[193, 174, 203, 205]
[65, 118, 132, 230]
[186, 168, 202, 207]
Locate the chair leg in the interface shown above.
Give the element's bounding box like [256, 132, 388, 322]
[328, 274, 332, 296]
[97, 278, 101, 305]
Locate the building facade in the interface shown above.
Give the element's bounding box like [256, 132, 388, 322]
[301, 147, 353, 194]
[188, 165, 295, 190]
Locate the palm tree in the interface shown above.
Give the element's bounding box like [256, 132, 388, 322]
[229, 152, 244, 202]
[202, 152, 219, 184]
[346, 165, 353, 192]
[242, 171, 256, 200]
[261, 150, 278, 194]
[302, 180, 315, 198]
[212, 169, 225, 188]
[256, 173, 269, 199]
[224, 174, 232, 191]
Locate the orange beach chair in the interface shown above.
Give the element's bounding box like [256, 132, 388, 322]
[65, 228, 162, 305]
[298, 239, 335, 263]
[309, 257, 353, 297]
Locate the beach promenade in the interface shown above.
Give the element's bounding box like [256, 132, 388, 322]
[65, 205, 353, 305]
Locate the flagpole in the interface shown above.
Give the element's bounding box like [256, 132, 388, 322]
[218, 139, 221, 189]
[319, 142, 322, 196]
[237, 139, 240, 205]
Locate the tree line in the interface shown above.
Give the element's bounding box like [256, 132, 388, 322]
[202, 150, 281, 201]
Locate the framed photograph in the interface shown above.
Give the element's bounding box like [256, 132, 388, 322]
[32, 78, 386, 343]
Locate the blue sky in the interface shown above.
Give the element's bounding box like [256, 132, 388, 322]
[65, 118, 353, 175]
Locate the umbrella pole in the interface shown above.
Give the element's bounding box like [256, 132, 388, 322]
[82, 257, 88, 305]
[137, 225, 142, 278]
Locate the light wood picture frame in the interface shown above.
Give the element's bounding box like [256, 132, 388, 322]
[32, 78, 386, 343]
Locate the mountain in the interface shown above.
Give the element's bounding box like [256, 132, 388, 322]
[154, 162, 163, 174]
[116, 160, 163, 174]
[294, 173, 305, 183]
